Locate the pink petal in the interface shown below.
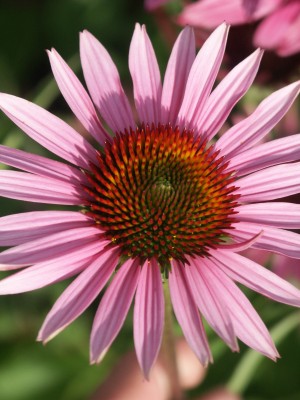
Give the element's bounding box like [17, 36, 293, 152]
[176, 23, 229, 131]
[0, 144, 87, 186]
[48, 48, 109, 145]
[0, 226, 102, 267]
[254, 2, 300, 53]
[161, 27, 195, 126]
[211, 249, 300, 307]
[237, 202, 300, 229]
[237, 162, 300, 202]
[202, 258, 279, 360]
[178, 0, 283, 28]
[228, 222, 300, 259]
[169, 260, 212, 366]
[133, 259, 164, 378]
[80, 30, 135, 132]
[197, 49, 263, 141]
[0, 240, 105, 293]
[129, 24, 162, 125]
[90, 258, 141, 363]
[185, 257, 238, 351]
[0, 210, 93, 246]
[38, 247, 120, 342]
[217, 81, 300, 158]
[0, 170, 85, 205]
[229, 134, 300, 175]
[0, 93, 98, 169]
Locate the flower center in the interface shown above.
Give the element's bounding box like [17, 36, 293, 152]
[85, 125, 239, 268]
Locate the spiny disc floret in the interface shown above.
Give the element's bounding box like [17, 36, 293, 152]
[85, 124, 239, 266]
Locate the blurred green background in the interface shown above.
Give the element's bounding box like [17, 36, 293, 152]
[0, 0, 299, 399]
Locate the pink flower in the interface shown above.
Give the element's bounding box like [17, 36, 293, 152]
[0, 23, 300, 378]
[179, 0, 300, 57]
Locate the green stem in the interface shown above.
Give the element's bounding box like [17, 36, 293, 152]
[160, 281, 185, 400]
[227, 311, 300, 395]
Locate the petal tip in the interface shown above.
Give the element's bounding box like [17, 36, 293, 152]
[142, 367, 151, 381]
[80, 29, 91, 41]
[90, 346, 109, 365]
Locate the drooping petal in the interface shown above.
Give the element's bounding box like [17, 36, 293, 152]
[253, 2, 300, 54]
[129, 24, 162, 125]
[0, 210, 93, 246]
[0, 144, 88, 186]
[0, 226, 102, 267]
[161, 27, 195, 126]
[80, 30, 135, 133]
[185, 257, 238, 351]
[217, 230, 263, 252]
[202, 258, 279, 360]
[0, 170, 85, 205]
[90, 258, 141, 364]
[229, 134, 300, 175]
[38, 247, 120, 342]
[211, 249, 300, 307]
[228, 222, 300, 259]
[47, 48, 109, 145]
[133, 259, 164, 378]
[237, 162, 300, 202]
[176, 23, 229, 131]
[169, 260, 212, 366]
[0, 240, 105, 292]
[237, 202, 300, 229]
[197, 49, 263, 141]
[178, 0, 282, 28]
[217, 81, 300, 158]
[0, 93, 98, 169]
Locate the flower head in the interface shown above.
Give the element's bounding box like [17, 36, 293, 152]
[0, 23, 300, 378]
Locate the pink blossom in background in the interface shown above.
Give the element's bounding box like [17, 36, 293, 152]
[179, 0, 300, 57]
[0, 23, 300, 378]
[240, 249, 300, 284]
[145, 0, 170, 11]
[272, 254, 300, 282]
